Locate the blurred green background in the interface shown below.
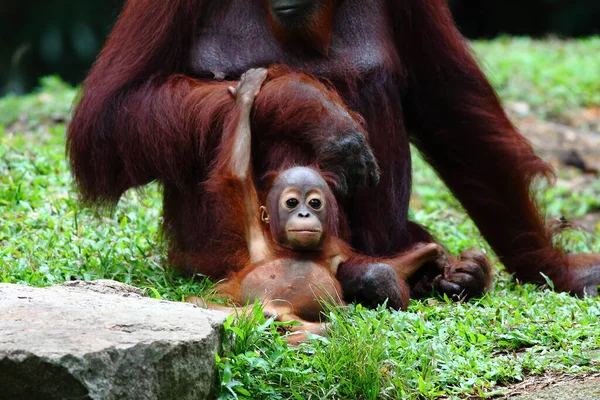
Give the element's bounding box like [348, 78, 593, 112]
[1, 0, 599, 94]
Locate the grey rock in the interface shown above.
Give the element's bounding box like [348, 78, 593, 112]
[0, 280, 227, 400]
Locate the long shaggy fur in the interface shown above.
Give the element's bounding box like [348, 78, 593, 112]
[389, 0, 568, 286]
[67, 0, 597, 293]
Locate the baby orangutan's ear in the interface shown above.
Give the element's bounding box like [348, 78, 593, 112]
[260, 206, 270, 224]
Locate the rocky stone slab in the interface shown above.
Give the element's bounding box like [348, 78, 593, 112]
[0, 280, 227, 400]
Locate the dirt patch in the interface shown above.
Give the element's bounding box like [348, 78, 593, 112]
[506, 103, 600, 172]
[494, 372, 600, 399]
[508, 104, 600, 232]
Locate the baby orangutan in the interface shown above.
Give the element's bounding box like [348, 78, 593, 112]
[189, 68, 448, 343]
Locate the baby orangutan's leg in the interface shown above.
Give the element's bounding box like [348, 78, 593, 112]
[186, 298, 330, 345]
[186, 278, 246, 313]
[186, 296, 244, 314]
[389, 243, 449, 280]
[263, 306, 331, 345]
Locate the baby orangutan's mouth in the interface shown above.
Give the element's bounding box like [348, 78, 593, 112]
[287, 229, 321, 233]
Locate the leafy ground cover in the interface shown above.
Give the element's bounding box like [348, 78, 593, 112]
[472, 37, 600, 120]
[1, 38, 600, 399]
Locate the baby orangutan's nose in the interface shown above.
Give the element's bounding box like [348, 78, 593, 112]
[298, 212, 310, 218]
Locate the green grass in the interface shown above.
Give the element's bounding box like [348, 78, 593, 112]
[1, 38, 600, 399]
[0, 76, 77, 127]
[472, 37, 600, 119]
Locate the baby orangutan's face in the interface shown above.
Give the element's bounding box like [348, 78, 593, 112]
[266, 167, 329, 251]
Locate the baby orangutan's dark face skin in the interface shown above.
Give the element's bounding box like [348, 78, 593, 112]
[266, 167, 329, 251]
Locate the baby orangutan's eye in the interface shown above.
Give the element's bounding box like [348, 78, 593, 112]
[308, 199, 322, 210]
[286, 198, 299, 209]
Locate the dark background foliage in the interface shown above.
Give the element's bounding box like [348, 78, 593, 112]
[1, 0, 599, 94]
[449, 0, 600, 38]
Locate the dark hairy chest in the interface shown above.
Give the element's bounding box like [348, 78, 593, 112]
[188, 0, 401, 81]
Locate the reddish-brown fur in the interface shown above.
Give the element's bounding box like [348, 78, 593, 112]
[193, 73, 445, 342]
[68, 0, 600, 300]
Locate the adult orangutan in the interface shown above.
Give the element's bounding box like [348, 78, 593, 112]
[67, 0, 600, 307]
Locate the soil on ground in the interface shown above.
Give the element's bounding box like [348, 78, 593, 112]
[507, 103, 600, 232]
[494, 372, 600, 399]
[507, 103, 600, 171]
